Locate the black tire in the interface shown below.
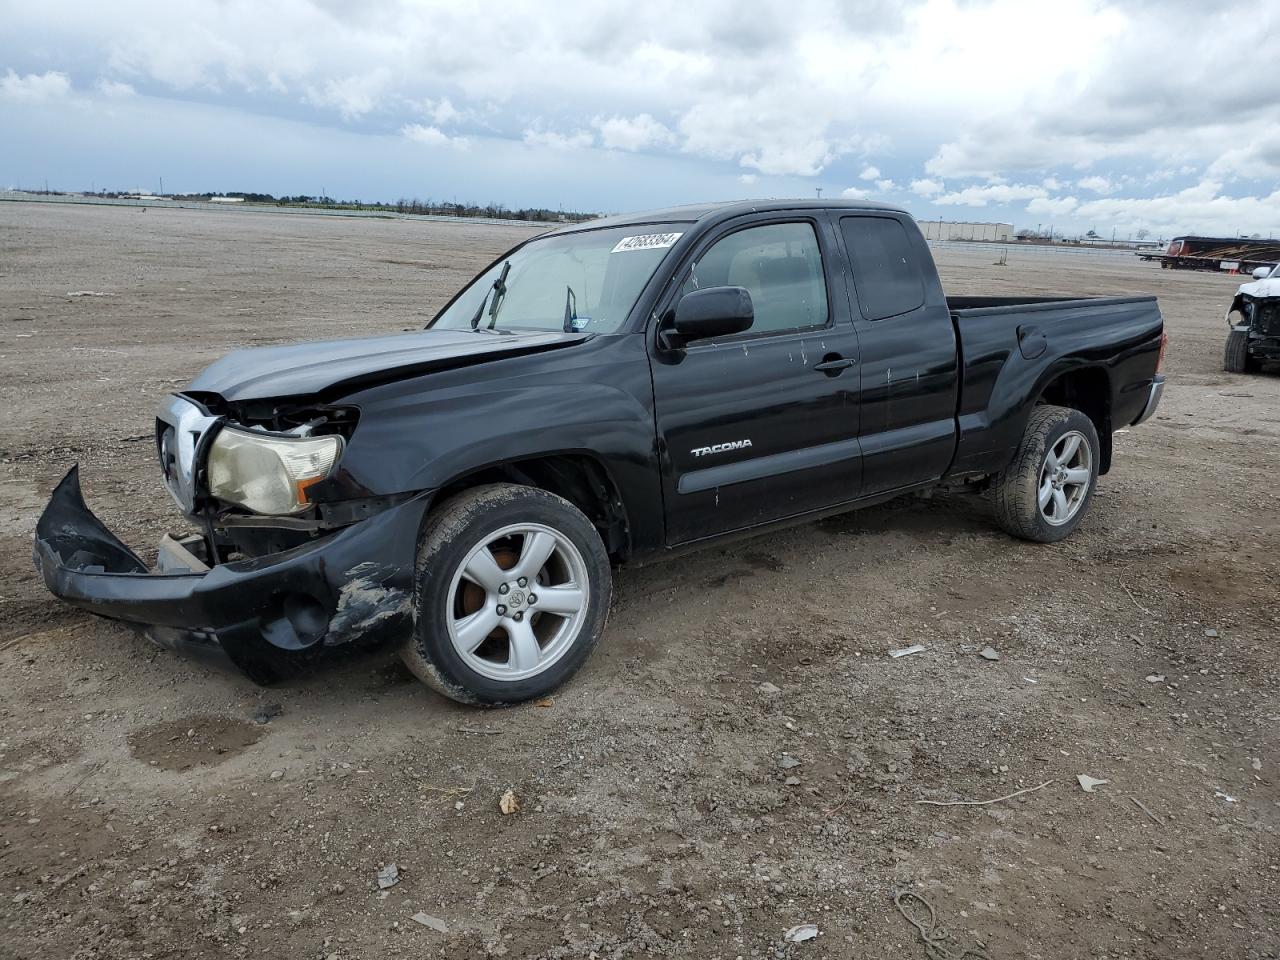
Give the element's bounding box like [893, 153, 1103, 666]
[992, 405, 1100, 544]
[1224, 329, 1255, 373]
[400, 483, 611, 706]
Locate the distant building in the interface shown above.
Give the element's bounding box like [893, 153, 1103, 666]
[916, 219, 1014, 242]
[208, 196, 246, 204]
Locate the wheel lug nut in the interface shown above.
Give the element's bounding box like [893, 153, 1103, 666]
[496, 604, 507, 616]
[528, 593, 537, 604]
[513, 612, 523, 622]
[498, 584, 509, 595]
[517, 577, 528, 588]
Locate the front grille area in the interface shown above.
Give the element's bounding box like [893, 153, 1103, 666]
[1251, 298, 1280, 337]
[155, 394, 221, 514]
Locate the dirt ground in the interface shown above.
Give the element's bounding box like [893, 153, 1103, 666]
[0, 201, 1277, 960]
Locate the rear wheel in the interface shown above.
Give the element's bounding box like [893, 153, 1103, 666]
[1224, 328, 1256, 373]
[993, 405, 1099, 543]
[400, 483, 611, 706]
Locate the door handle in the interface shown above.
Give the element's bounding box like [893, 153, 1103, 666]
[814, 356, 855, 373]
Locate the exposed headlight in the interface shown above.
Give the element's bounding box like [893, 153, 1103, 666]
[206, 428, 343, 515]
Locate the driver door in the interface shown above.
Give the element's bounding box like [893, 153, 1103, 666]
[649, 214, 863, 545]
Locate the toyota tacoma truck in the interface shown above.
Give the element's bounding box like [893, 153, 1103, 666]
[35, 200, 1167, 705]
[1224, 263, 1280, 373]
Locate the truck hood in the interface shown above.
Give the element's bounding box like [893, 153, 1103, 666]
[187, 328, 591, 401]
[1236, 277, 1280, 298]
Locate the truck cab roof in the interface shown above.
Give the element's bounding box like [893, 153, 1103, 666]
[552, 198, 910, 234]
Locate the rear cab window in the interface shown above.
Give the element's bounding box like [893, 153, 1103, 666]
[840, 216, 925, 321]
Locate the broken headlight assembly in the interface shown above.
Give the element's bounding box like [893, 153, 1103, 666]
[206, 427, 343, 515]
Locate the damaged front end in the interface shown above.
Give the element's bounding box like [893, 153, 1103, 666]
[34, 392, 431, 683]
[1227, 293, 1280, 363]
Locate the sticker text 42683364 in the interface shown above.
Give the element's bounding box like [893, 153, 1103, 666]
[611, 232, 683, 254]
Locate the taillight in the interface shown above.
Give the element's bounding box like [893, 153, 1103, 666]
[1156, 332, 1169, 372]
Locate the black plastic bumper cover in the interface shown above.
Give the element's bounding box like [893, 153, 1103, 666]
[33, 466, 431, 683]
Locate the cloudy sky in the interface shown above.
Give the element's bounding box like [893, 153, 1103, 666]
[3, 0, 1280, 237]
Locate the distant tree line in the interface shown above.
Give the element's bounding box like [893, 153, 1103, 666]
[53, 188, 594, 223]
[195, 191, 593, 222]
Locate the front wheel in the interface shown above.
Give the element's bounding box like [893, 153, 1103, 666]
[992, 405, 1099, 543]
[1224, 328, 1256, 373]
[400, 483, 611, 706]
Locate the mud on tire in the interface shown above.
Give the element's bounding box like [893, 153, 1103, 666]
[992, 404, 1100, 544]
[400, 483, 611, 706]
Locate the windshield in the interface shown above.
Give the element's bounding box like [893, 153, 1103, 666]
[430, 224, 686, 334]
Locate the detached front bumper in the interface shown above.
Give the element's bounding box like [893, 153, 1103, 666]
[34, 466, 431, 683]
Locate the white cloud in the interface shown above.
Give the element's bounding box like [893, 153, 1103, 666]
[934, 182, 1047, 206]
[0, 70, 72, 103]
[922, 3, 1280, 187]
[95, 78, 135, 98]
[522, 127, 594, 150]
[1077, 175, 1115, 194]
[306, 69, 392, 120]
[739, 173, 758, 184]
[740, 140, 833, 176]
[44, 0, 896, 178]
[1072, 180, 1280, 237]
[841, 185, 870, 199]
[677, 95, 842, 176]
[7, 0, 1280, 230]
[1208, 130, 1280, 180]
[1016, 180, 1280, 236]
[400, 123, 470, 149]
[910, 178, 945, 197]
[422, 97, 460, 126]
[1026, 195, 1080, 217]
[593, 113, 675, 152]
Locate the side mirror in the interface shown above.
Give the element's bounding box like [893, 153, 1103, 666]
[662, 286, 754, 349]
[1252, 266, 1272, 280]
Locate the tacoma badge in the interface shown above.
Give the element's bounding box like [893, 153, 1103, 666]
[691, 439, 753, 457]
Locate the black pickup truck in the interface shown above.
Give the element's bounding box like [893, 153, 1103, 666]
[35, 200, 1167, 704]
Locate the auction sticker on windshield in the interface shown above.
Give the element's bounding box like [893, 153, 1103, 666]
[611, 232, 683, 253]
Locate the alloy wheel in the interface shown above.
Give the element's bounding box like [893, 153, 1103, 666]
[445, 523, 590, 682]
[1038, 430, 1092, 526]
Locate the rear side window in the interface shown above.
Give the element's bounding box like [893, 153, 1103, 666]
[840, 216, 925, 321]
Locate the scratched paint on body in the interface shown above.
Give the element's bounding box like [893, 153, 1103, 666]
[327, 562, 411, 642]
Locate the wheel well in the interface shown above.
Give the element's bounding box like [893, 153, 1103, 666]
[1037, 367, 1113, 474]
[434, 455, 631, 560]
[1228, 294, 1245, 317]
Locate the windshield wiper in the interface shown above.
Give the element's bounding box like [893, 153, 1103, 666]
[470, 260, 511, 331]
[563, 285, 577, 332]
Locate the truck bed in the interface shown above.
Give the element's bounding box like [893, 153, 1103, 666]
[943, 294, 1165, 479]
